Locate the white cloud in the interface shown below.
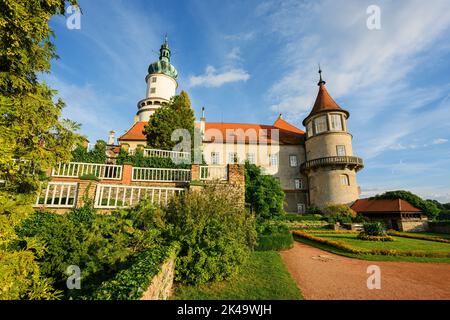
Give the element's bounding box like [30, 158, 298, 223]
[433, 138, 448, 145]
[189, 65, 250, 88]
[224, 32, 255, 41]
[226, 47, 242, 61]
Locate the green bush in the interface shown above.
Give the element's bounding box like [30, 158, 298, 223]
[357, 233, 394, 241]
[429, 220, 450, 227]
[276, 213, 324, 222]
[89, 243, 178, 300]
[244, 162, 285, 219]
[362, 222, 386, 236]
[256, 221, 293, 251]
[164, 183, 257, 285]
[71, 140, 107, 164]
[79, 173, 100, 181]
[306, 203, 322, 215]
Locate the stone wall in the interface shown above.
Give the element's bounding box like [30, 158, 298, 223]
[140, 251, 176, 300]
[399, 219, 429, 232]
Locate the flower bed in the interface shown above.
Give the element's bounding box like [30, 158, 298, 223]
[357, 233, 394, 241]
[387, 230, 450, 244]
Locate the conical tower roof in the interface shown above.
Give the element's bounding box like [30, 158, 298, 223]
[302, 68, 349, 126]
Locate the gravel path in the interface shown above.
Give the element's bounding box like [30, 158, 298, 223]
[280, 241, 450, 300]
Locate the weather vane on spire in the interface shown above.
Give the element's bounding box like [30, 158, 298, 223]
[164, 33, 168, 45]
[318, 63, 326, 86]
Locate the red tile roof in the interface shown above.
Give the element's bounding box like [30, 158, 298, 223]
[351, 198, 422, 213]
[118, 122, 147, 141]
[204, 117, 304, 145]
[303, 83, 349, 125]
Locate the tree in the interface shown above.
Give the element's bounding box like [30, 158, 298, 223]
[244, 162, 285, 219]
[0, 0, 80, 299]
[71, 140, 107, 164]
[373, 190, 440, 219]
[144, 91, 195, 151]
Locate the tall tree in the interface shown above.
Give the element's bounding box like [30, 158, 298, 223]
[144, 90, 196, 151]
[0, 0, 80, 299]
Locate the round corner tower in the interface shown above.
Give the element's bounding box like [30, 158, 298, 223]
[136, 35, 178, 122]
[301, 69, 364, 208]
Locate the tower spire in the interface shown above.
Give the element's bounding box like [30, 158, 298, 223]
[318, 64, 326, 86]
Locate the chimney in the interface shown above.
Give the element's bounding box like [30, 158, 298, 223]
[200, 107, 206, 136]
[108, 130, 115, 145]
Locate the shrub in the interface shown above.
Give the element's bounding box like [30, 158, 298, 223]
[164, 183, 257, 285]
[79, 174, 100, 181]
[306, 203, 322, 215]
[244, 162, 285, 219]
[387, 230, 450, 243]
[362, 222, 386, 236]
[357, 233, 394, 241]
[255, 220, 293, 251]
[276, 213, 324, 222]
[429, 220, 450, 227]
[323, 203, 356, 217]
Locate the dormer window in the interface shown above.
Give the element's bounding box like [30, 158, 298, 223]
[330, 114, 343, 131]
[314, 116, 327, 134]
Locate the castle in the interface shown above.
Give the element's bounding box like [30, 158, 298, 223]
[113, 38, 364, 213]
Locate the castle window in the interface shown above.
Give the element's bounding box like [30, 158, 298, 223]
[336, 145, 346, 156]
[246, 153, 255, 164]
[211, 152, 220, 165]
[307, 122, 313, 137]
[340, 174, 350, 186]
[297, 203, 306, 214]
[289, 155, 298, 167]
[330, 114, 343, 131]
[314, 116, 327, 134]
[150, 87, 156, 94]
[151, 77, 157, 83]
[269, 154, 278, 166]
[294, 178, 303, 189]
[228, 152, 238, 164]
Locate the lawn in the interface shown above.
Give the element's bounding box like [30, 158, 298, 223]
[293, 232, 450, 263]
[173, 251, 302, 300]
[313, 232, 450, 252]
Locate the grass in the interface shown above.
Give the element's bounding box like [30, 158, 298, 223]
[173, 251, 302, 300]
[294, 233, 450, 263]
[397, 231, 450, 240]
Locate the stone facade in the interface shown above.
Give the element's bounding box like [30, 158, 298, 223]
[140, 250, 176, 300]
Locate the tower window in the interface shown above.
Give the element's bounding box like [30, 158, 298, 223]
[211, 152, 220, 165]
[340, 174, 350, 186]
[151, 77, 157, 83]
[269, 154, 278, 167]
[294, 178, 303, 189]
[150, 87, 156, 94]
[307, 122, 313, 137]
[314, 116, 327, 134]
[330, 114, 343, 131]
[228, 152, 238, 164]
[336, 145, 346, 156]
[289, 155, 298, 167]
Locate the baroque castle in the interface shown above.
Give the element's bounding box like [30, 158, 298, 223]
[112, 38, 364, 213]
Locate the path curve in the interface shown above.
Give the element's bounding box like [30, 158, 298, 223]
[280, 241, 450, 300]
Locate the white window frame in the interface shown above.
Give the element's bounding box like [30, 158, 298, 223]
[294, 178, 303, 190]
[228, 152, 238, 164]
[314, 115, 327, 134]
[340, 174, 350, 186]
[211, 152, 220, 165]
[269, 154, 278, 167]
[289, 155, 298, 167]
[336, 145, 346, 156]
[330, 114, 343, 131]
[297, 203, 306, 214]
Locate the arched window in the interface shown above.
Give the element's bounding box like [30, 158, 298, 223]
[340, 174, 350, 186]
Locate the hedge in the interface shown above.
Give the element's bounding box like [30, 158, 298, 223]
[387, 230, 450, 244]
[292, 231, 450, 258]
[88, 243, 178, 300]
[357, 233, 394, 241]
[277, 214, 324, 222]
[256, 233, 294, 251]
[429, 220, 450, 227]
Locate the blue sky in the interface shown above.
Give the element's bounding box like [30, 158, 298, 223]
[44, 0, 450, 202]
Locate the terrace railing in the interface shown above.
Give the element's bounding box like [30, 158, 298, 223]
[300, 156, 364, 172]
[128, 147, 191, 161]
[51, 162, 122, 180]
[34, 182, 78, 208]
[200, 165, 228, 181]
[132, 167, 191, 182]
[94, 184, 184, 209]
